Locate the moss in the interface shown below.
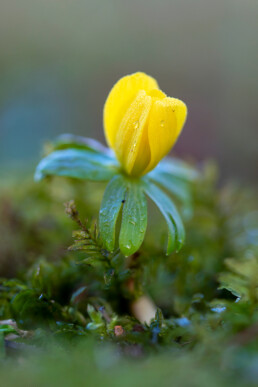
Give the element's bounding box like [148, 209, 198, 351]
[0, 161, 257, 386]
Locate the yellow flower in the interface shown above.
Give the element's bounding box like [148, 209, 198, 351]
[103, 72, 187, 177]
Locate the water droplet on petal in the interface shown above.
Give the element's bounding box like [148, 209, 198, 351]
[160, 120, 165, 127]
[133, 121, 139, 130]
[130, 141, 137, 152]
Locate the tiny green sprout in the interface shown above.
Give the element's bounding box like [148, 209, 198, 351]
[35, 72, 199, 256]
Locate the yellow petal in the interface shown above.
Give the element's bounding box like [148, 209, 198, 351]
[103, 72, 159, 149]
[143, 97, 187, 175]
[114, 90, 152, 175]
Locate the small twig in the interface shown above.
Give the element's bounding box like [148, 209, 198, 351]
[64, 200, 87, 232]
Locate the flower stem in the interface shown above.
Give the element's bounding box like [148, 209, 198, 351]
[126, 254, 157, 324]
[130, 295, 157, 324]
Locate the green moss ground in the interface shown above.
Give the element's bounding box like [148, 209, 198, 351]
[0, 162, 257, 386]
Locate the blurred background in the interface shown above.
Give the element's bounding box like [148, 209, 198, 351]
[0, 0, 257, 182]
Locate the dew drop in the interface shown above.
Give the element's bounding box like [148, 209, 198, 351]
[133, 121, 139, 129]
[160, 120, 165, 127]
[130, 141, 137, 153]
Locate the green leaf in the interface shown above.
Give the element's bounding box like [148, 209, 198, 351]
[99, 175, 127, 251]
[224, 257, 258, 280]
[143, 180, 185, 254]
[87, 304, 103, 325]
[148, 170, 191, 205]
[218, 273, 248, 299]
[218, 257, 258, 301]
[86, 305, 105, 332]
[155, 158, 199, 181]
[35, 149, 118, 182]
[51, 134, 112, 155]
[119, 181, 147, 256]
[0, 325, 17, 334]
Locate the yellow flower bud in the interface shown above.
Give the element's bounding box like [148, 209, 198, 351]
[104, 72, 187, 177]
